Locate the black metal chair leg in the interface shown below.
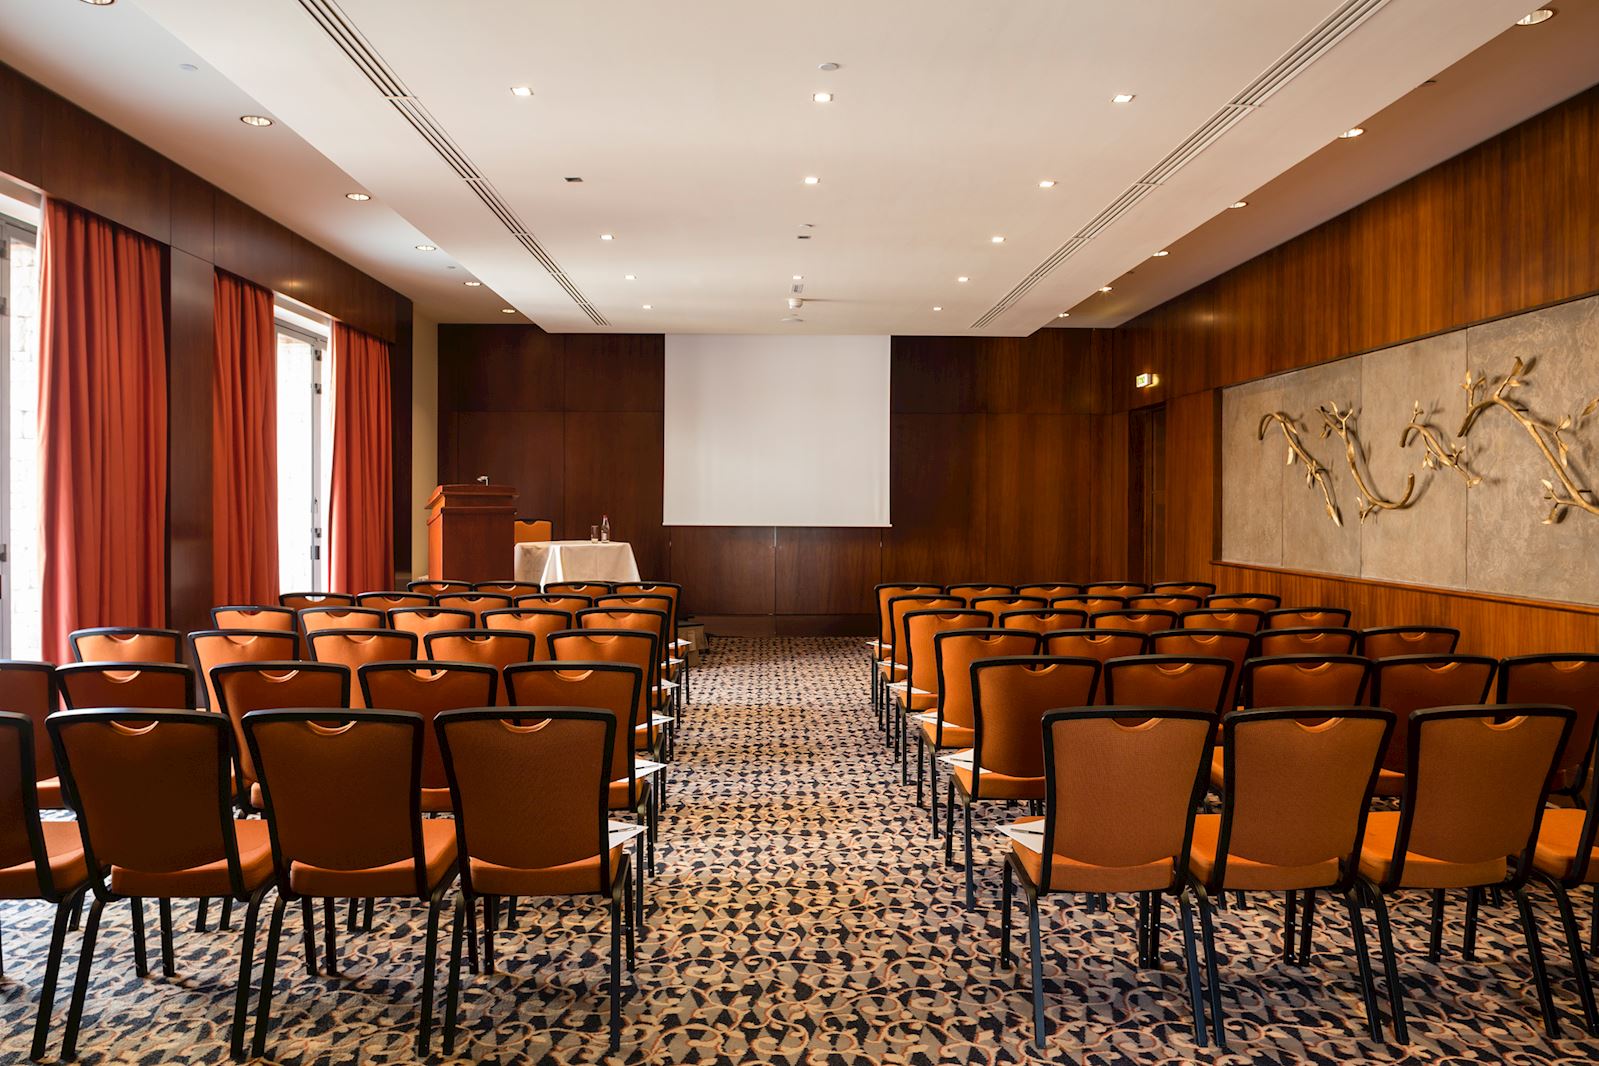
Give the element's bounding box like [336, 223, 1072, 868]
[963, 794, 976, 908]
[1541, 873, 1599, 1035]
[1197, 889, 1226, 1048]
[1178, 890, 1208, 1047]
[609, 891, 623, 1053]
[416, 888, 445, 1058]
[1282, 891, 1297, 962]
[250, 895, 287, 1060]
[1149, 890, 1165, 968]
[131, 897, 148, 978]
[944, 781, 956, 863]
[158, 898, 176, 977]
[463, 892, 479, 976]
[484, 896, 497, 974]
[1367, 883, 1408, 1043]
[928, 744, 939, 838]
[347, 896, 359, 933]
[68, 895, 82, 932]
[61, 895, 105, 1061]
[322, 897, 338, 976]
[1463, 887, 1480, 962]
[444, 893, 466, 1056]
[1515, 884, 1562, 1040]
[624, 867, 637, 975]
[1427, 889, 1445, 963]
[999, 860, 1015, 968]
[29, 890, 82, 1061]
[915, 733, 925, 807]
[299, 896, 318, 977]
[228, 888, 268, 1062]
[1342, 889, 1383, 1042]
[219, 895, 233, 931]
[363, 897, 374, 932]
[1297, 889, 1317, 967]
[196, 897, 210, 933]
[1026, 897, 1047, 1049]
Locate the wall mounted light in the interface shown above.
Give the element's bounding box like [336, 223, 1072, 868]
[1135, 372, 1161, 389]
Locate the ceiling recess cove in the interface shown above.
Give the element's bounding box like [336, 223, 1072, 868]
[295, 0, 607, 325]
[971, 0, 1395, 329]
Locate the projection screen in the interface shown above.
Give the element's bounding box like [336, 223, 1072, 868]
[663, 334, 891, 527]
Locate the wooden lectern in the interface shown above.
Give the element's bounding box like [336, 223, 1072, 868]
[425, 483, 518, 583]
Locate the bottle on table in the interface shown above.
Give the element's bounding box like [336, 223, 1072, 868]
[600, 514, 611, 542]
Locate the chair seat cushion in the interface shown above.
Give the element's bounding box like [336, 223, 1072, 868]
[1372, 768, 1404, 797]
[421, 787, 453, 813]
[918, 718, 973, 748]
[290, 820, 456, 898]
[470, 846, 623, 897]
[1188, 813, 1341, 892]
[1533, 808, 1599, 883]
[609, 776, 652, 811]
[1011, 820, 1173, 893]
[953, 764, 1042, 801]
[36, 777, 65, 810]
[1358, 810, 1506, 889]
[110, 820, 274, 898]
[0, 821, 89, 899]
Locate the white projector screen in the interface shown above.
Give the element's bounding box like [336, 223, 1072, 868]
[663, 334, 891, 527]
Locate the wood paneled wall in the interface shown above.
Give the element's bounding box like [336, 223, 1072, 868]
[1111, 83, 1599, 657]
[0, 62, 413, 634]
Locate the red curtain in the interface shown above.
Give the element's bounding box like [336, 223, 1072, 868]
[38, 199, 168, 664]
[328, 322, 393, 593]
[212, 271, 279, 606]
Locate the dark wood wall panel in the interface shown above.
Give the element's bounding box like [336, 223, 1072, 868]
[669, 528, 776, 616]
[166, 249, 215, 636]
[564, 412, 667, 580]
[774, 528, 881, 615]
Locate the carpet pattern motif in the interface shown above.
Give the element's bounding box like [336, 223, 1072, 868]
[1, 636, 1596, 1064]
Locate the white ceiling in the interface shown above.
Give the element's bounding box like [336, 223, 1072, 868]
[0, 0, 1578, 335]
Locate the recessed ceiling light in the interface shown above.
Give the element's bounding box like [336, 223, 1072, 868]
[1111, 93, 1136, 104]
[464, 280, 482, 287]
[415, 243, 436, 252]
[563, 176, 584, 183]
[1038, 180, 1056, 189]
[990, 235, 1005, 244]
[1151, 250, 1169, 257]
[1516, 8, 1555, 25]
[818, 62, 840, 71]
[510, 85, 534, 97]
[792, 274, 803, 281]
[797, 235, 812, 240]
[803, 176, 821, 185]
[1338, 127, 1365, 139]
[345, 192, 371, 202]
[1099, 286, 1113, 293]
[239, 115, 273, 127]
[500, 308, 516, 314]
[1230, 200, 1248, 209]
[599, 233, 614, 240]
[812, 91, 833, 103]
[642, 304, 652, 310]
[624, 274, 637, 281]
[79, 0, 115, 6]
[957, 276, 969, 283]
[1057, 312, 1070, 319]
[932, 306, 943, 312]
[179, 62, 198, 72]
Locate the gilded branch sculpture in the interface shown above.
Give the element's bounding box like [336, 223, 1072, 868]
[1458, 357, 1599, 524]
[1259, 412, 1341, 527]
[1317, 401, 1415, 523]
[1401, 402, 1481, 487]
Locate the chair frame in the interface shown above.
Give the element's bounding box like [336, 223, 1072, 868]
[67, 627, 183, 664]
[56, 660, 198, 710]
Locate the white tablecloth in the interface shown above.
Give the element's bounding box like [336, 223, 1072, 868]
[514, 540, 641, 587]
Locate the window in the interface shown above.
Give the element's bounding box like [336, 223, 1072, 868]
[1, 213, 41, 659]
[275, 312, 332, 593]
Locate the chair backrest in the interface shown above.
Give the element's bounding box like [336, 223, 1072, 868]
[389, 607, 476, 650]
[212, 662, 351, 795]
[1035, 708, 1214, 893]
[1091, 609, 1179, 636]
[1376, 705, 1571, 891]
[479, 608, 571, 659]
[212, 606, 297, 633]
[1371, 654, 1498, 773]
[437, 707, 614, 896]
[305, 631, 420, 706]
[1103, 656, 1235, 715]
[1180, 608, 1265, 634]
[932, 629, 1040, 733]
[50, 709, 243, 892]
[1207, 593, 1281, 612]
[1254, 627, 1359, 658]
[610, 583, 682, 639]
[188, 630, 300, 711]
[1361, 626, 1460, 659]
[1240, 655, 1372, 709]
[299, 606, 388, 635]
[0, 712, 56, 896]
[408, 580, 472, 596]
[1206, 707, 1393, 892]
[1053, 595, 1128, 617]
[886, 595, 963, 668]
[1498, 654, 1599, 796]
[903, 610, 992, 696]
[594, 595, 676, 648]
[0, 662, 58, 786]
[503, 662, 643, 801]
[68, 627, 183, 664]
[945, 584, 1015, 605]
[997, 609, 1088, 636]
[244, 709, 429, 894]
[547, 582, 613, 598]
[473, 581, 541, 597]
[513, 518, 553, 542]
[548, 630, 658, 732]
[576, 608, 670, 693]
[1083, 582, 1147, 597]
[1151, 581, 1217, 598]
[357, 662, 498, 790]
[1127, 594, 1204, 613]
[357, 591, 433, 610]
[1149, 630, 1252, 695]
[57, 662, 197, 710]
[1266, 606, 1352, 630]
[874, 584, 941, 645]
[434, 593, 515, 623]
[279, 591, 355, 611]
[515, 593, 594, 615]
[421, 631, 537, 704]
[1016, 583, 1082, 600]
[1043, 630, 1148, 672]
[969, 595, 1048, 618]
[970, 656, 1099, 784]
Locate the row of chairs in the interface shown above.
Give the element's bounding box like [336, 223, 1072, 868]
[281, 579, 646, 605]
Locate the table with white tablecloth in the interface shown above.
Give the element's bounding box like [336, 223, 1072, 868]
[514, 540, 641, 587]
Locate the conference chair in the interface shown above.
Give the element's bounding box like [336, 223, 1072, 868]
[597, 594, 686, 703]
[390, 607, 476, 651]
[1103, 656, 1235, 716]
[894, 608, 991, 784]
[1254, 627, 1359, 658]
[949, 655, 1099, 905]
[357, 591, 434, 610]
[211, 662, 351, 811]
[1152, 581, 1217, 598]
[1360, 626, 1460, 659]
[1188, 707, 1394, 1046]
[1265, 606, 1353, 630]
[550, 630, 665, 765]
[298, 606, 387, 635]
[422, 631, 538, 705]
[512, 518, 552, 543]
[1149, 629, 1252, 702]
[1497, 654, 1599, 803]
[357, 662, 499, 813]
[868, 584, 941, 722]
[970, 595, 1048, 618]
[56, 661, 197, 710]
[472, 581, 541, 597]
[408, 580, 472, 596]
[1052, 594, 1128, 617]
[189, 630, 300, 712]
[880, 595, 963, 738]
[1084, 581, 1148, 597]
[305, 631, 419, 706]
[434, 593, 515, 624]
[577, 608, 676, 735]
[945, 584, 1016, 605]
[212, 606, 297, 633]
[1180, 608, 1266, 634]
[921, 628, 1040, 836]
[1043, 630, 1148, 683]
[242, 709, 458, 1060]
[279, 591, 355, 611]
[515, 593, 595, 617]
[48, 709, 276, 1062]
[1207, 593, 1281, 612]
[997, 609, 1088, 636]
[547, 582, 614, 598]
[1091, 609, 1180, 636]
[1369, 654, 1497, 797]
[1128, 594, 1205, 614]
[1355, 705, 1573, 1042]
[1000, 708, 1215, 1049]
[436, 707, 635, 1056]
[1017, 583, 1083, 600]
[0, 712, 91, 1060]
[1528, 769, 1599, 1027]
[67, 627, 182, 664]
[0, 661, 62, 808]
[1239, 655, 1373, 710]
[479, 608, 571, 659]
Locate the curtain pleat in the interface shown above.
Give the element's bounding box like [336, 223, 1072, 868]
[212, 271, 280, 606]
[328, 322, 393, 593]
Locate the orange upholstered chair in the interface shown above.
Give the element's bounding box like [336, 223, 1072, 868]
[422, 632, 537, 705]
[511, 518, 552, 543]
[1266, 606, 1352, 630]
[472, 581, 541, 597]
[1255, 627, 1359, 657]
[408, 580, 472, 596]
[893, 609, 991, 783]
[56, 662, 196, 710]
[390, 607, 476, 651]
[877, 593, 959, 733]
[1152, 581, 1217, 598]
[358, 591, 434, 611]
[578, 608, 675, 727]
[1529, 765, 1599, 1026]
[48, 709, 276, 1061]
[869, 584, 941, 674]
[1129, 594, 1205, 614]
[211, 662, 350, 810]
[68, 627, 182, 664]
[945, 584, 1016, 605]
[298, 606, 387, 635]
[1207, 593, 1281, 612]
[305, 631, 419, 706]
[1368, 655, 1497, 797]
[242, 709, 458, 1060]
[212, 606, 298, 633]
[357, 661, 498, 812]
[434, 593, 515, 624]
[479, 608, 571, 659]
[279, 591, 355, 611]
[189, 630, 300, 712]
[998, 608, 1089, 636]
[1498, 654, 1599, 802]
[1053, 594, 1128, 617]
[0, 662, 63, 809]
[1092, 609, 1180, 636]
[516, 593, 594, 616]
[1180, 608, 1266, 634]
[1016, 583, 1083, 600]
[1239, 655, 1372, 709]
[1360, 626, 1460, 658]
[549, 631, 662, 760]
[970, 595, 1048, 618]
[1104, 656, 1235, 716]
[435, 707, 635, 1056]
[1044, 630, 1148, 685]
[547, 582, 614, 598]
[1084, 581, 1148, 597]
[1150, 629, 1252, 702]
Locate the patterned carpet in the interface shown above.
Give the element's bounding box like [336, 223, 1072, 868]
[1, 636, 1597, 1064]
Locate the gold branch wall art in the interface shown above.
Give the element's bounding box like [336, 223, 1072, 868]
[1458, 356, 1599, 524]
[1258, 412, 1341, 527]
[1317, 401, 1415, 522]
[1402, 402, 1481, 487]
